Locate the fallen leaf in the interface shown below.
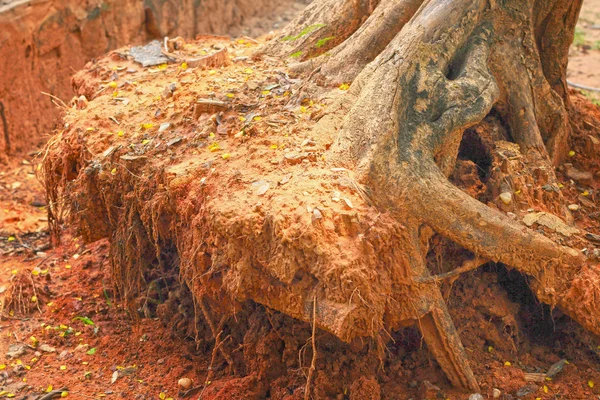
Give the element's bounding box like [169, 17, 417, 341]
[111, 370, 119, 384]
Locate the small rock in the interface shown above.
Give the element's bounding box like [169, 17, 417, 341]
[312, 208, 323, 222]
[492, 388, 501, 398]
[76, 95, 88, 110]
[546, 359, 567, 378]
[159, 122, 171, 132]
[541, 184, 557, 192]
[194, 99, 228, 118]
[257, 182, 270, 196]
[499, 192, 512, 205]
[163, 83, 177, 98]
[279, 173, 292, 185]
[39, 344, 56, 353]
[565, 165, 593, 184]
[6, 344, 27, 358]
[585, 233, 600, 244]
[469, 394, 484, 400]
[178, 377, 192, 389]
[58, 350, 70, 360]
[568, 204, 580, 211]
[516, 384, 537, 397]
[284, 152, 305, 165]
[121, 366, 137, 375]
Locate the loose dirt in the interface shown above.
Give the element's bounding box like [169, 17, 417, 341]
[0, 0, 309, 157]
[1, 2, 600, 400]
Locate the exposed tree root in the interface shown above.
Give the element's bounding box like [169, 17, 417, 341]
[261, 0, 379, 60]
[303, 295, 318, 400]
[40, 0, 598, 393]
[289, 0, 424, 85]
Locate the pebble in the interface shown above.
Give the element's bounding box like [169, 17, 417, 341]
[493, 388, 501, 398]
[178, 377, 192, 389]
[500, 192, 512, 205]
[6, 343, 27, 358]
[312, 208, 323, 221]
[469, 394, 484, 400]
[568, 204, 580, 211]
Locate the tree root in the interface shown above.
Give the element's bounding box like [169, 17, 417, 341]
[199, 297, 237, 375]
[261, 0, 379, 60]
[290, 0, 424, 85]
[417, 258, 488, 284]
[316, 0, 593, 388]
[41, 0, 595, 393]
[303, 295, 318, 400]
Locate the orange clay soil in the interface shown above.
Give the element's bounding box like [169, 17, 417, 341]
[0, 35, 599, 399]
[0, 0, 308, 157]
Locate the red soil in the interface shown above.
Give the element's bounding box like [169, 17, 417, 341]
[0, 0, 306, 157]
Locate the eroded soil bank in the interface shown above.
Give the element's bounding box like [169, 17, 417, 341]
[0, 0, 307, 157]
[18, 33, 599, 399]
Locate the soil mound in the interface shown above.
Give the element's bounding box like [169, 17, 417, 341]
[0, 0, 305, 157]
[39, 35, 600, 399]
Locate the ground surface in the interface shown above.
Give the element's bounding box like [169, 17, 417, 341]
[1, 1, 600, 400]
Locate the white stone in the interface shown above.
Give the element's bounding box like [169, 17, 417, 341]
[500, 192, 512, 205]
[178, 377, 192, 389]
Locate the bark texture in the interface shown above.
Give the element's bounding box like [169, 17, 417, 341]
[265, 0, 594, 390]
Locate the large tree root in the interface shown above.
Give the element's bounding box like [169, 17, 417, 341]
[287, 0, 424, 85]
[260, 0, 380, 60]
[318, 0, 595, 389]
